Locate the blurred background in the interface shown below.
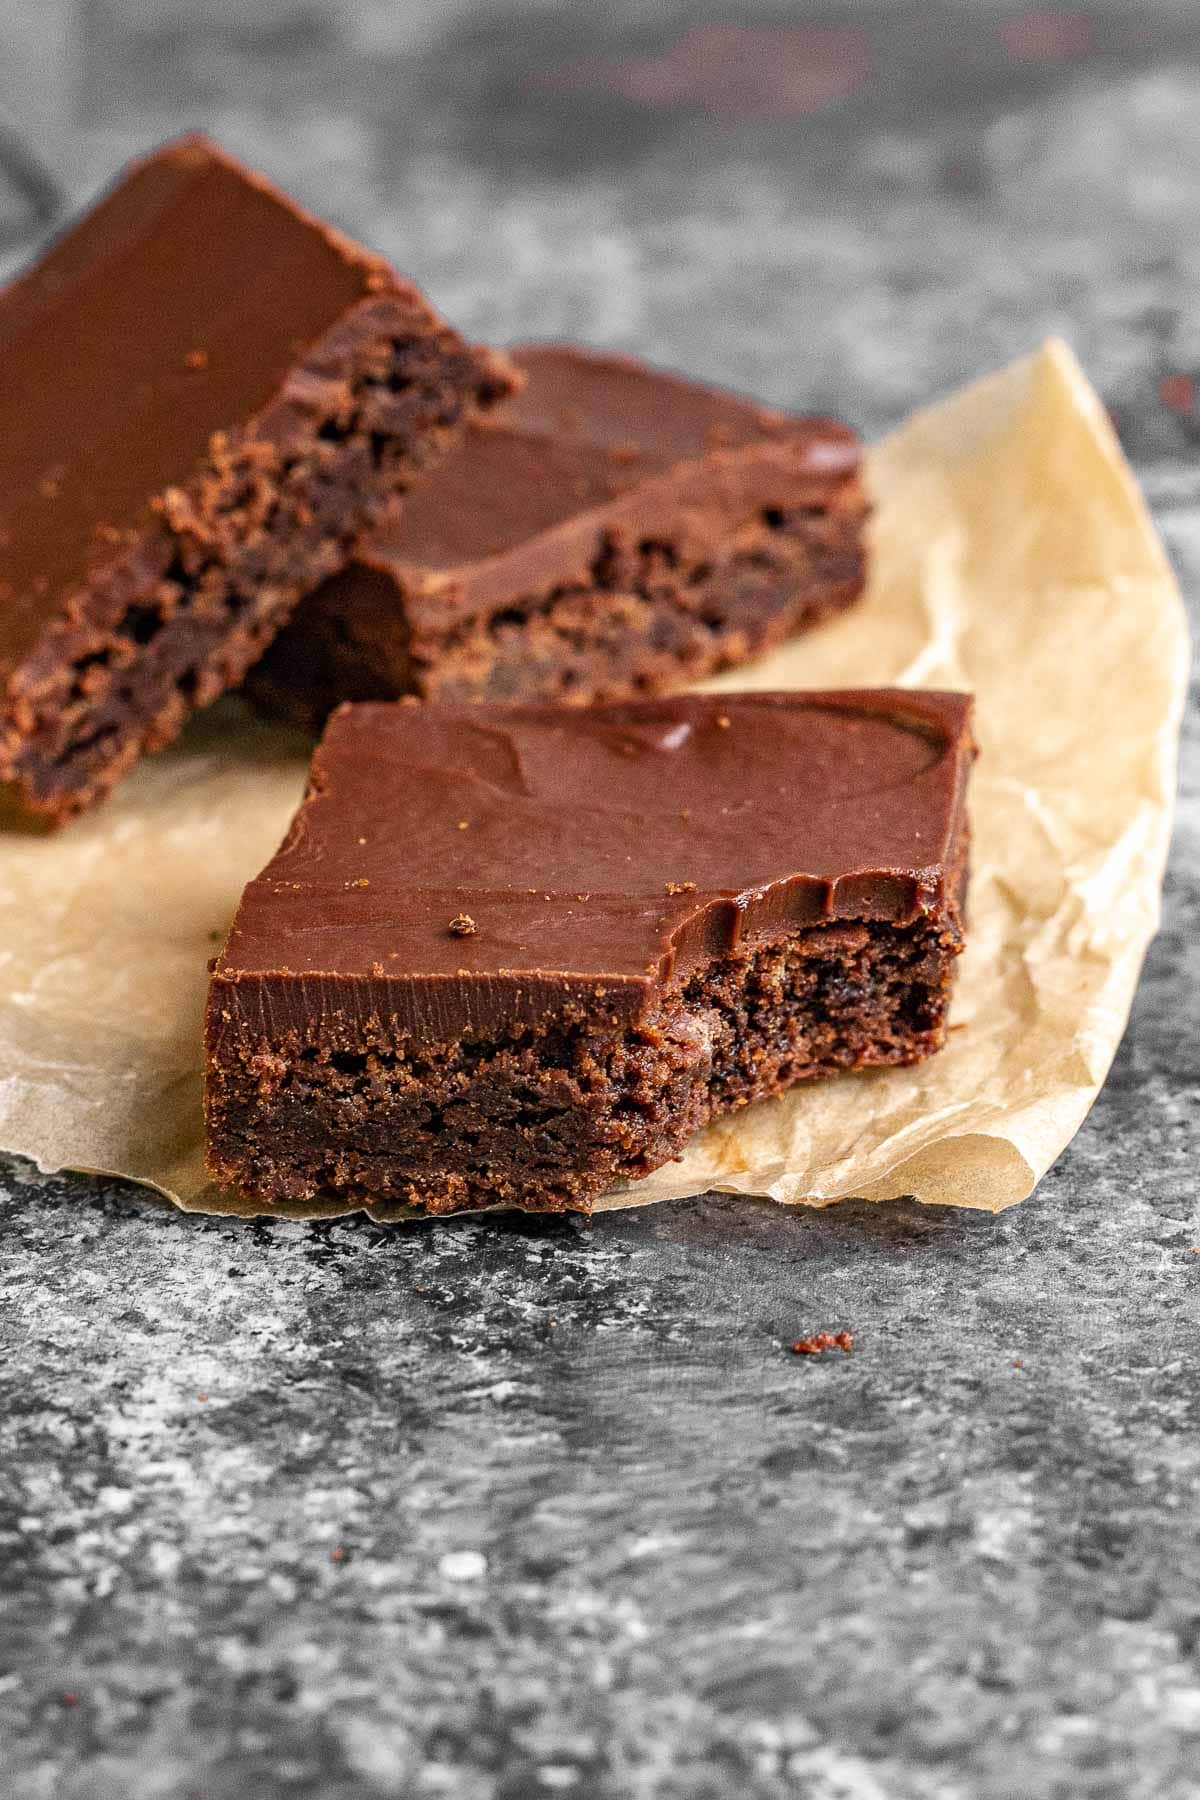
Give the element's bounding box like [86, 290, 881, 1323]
[4, 0, 1200, 472]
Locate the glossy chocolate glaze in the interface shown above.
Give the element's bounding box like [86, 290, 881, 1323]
[213, 691, 973, 1046]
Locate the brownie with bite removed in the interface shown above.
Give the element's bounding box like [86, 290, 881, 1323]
[205, 690, 973, 1218]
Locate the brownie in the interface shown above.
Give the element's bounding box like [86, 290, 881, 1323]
[246, 344, 868, 729]
[205, 690, 974, 1218]
[0, 134, 515, 824]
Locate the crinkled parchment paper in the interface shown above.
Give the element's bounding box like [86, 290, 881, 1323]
[0, 341, 1189, 1219]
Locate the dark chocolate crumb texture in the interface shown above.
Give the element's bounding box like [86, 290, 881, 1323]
[247, 343, 868, 728]
[206, 691, 974, 1218]
[0, 134, 515, 824]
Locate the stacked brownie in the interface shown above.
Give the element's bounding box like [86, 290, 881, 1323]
[248, 342, 868, 724]
[0, 133, 975, 1217]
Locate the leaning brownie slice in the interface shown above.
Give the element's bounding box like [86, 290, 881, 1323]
[205, 691, 974, 1218]
[246, 343, 868, 729]
[0, 134, 515, 824]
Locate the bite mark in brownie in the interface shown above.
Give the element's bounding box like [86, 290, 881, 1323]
[247, 344, 868, 730]
[0, 134, 515, 824]
[205, 691, 974, 1218]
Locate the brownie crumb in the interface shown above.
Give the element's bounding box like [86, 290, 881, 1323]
[1160, 372, 1195, 414]
[790, 1330, 854, 1356]
[448, 913, 477, 937]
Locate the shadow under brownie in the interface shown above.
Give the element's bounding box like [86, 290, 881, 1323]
[205, 691, 974, 1217]
[247, 344, 868, 729]
[0, 134, 515, 825]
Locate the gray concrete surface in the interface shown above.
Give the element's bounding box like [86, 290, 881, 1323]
[1, 5, 1198, 1797]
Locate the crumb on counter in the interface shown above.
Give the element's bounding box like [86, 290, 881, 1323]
[790, 1330, 854, 1356]
[1160, 372, 1196, 413]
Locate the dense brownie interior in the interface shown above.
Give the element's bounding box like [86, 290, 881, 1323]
[207, 911, 964, 1217]
[5, 303, 509, 820]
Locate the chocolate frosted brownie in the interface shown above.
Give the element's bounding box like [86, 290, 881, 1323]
[247, 344, 868, 728]
[205, 691, 973, 1217]
[0, 134, 515, 824]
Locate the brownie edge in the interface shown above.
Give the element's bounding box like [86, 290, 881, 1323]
[205, 691, 974, 1217]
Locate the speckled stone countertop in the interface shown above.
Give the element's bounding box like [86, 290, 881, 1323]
[2, 5, 1198, 1798]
